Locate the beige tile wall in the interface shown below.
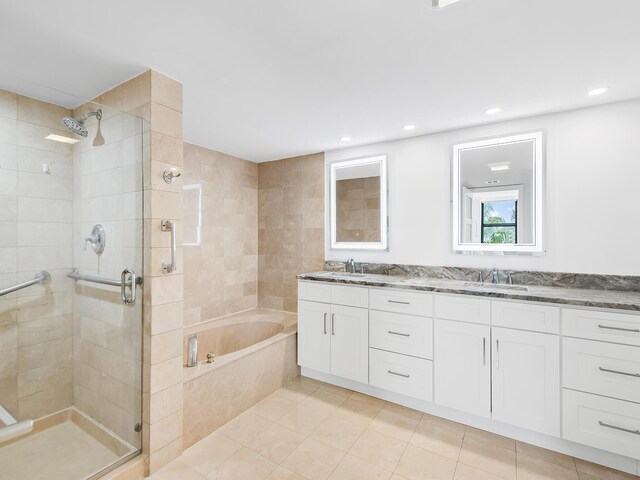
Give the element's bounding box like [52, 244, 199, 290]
[71, 99, 145, 448]
[335, 176, 381, 242]
[258, 153, 325, 312]
[182, 144, 258, 326]
[0, 90, 74, 421]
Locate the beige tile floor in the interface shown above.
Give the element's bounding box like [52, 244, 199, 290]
[150, 376, 639, 480]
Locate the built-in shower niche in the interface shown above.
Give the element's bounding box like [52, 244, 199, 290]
[0, 89, 145, 479]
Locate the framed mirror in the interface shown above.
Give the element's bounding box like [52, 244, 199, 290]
[452, 132, 544, 253]
[330, 155, 388, 250]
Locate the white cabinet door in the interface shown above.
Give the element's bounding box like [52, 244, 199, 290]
[434, 319, 491, 417]
[330, 304, 369, 383]
[492, 327, 560, 436]
[298, 300, 331, 374]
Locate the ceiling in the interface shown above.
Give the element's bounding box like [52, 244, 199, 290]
[1, 0, 639, 162]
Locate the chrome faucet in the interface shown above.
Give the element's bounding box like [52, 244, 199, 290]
[187, 334, 198, 367]
[489, 268, 499, 284]
[346, 258, 356, 273]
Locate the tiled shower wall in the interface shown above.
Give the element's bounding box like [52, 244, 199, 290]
[0, 91, 74, 421]
[71, 102, 145, 448]
[258, 153, 325, 312]
[182, 143, 258, 326]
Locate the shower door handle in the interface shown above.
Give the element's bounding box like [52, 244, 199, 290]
[121, 268, 138, 304]
[162, 220, 177, 274]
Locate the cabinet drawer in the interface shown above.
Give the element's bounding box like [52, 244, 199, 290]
[563, 337, 640, 403]
[369, 288, 433, 316]
[330, 284, 369, 308]
[492, 301, 559, 333]
[369, 348, 433, 401]
[563, 308, 640, 346]
[563, 389, 640, 460]
[370, 310, 433, 359]
[298, 281, 331, 303]
[434, 294, 490, 325]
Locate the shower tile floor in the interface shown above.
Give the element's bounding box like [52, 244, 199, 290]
[0, 409, 135, 480]
[150, 376, 637, 480]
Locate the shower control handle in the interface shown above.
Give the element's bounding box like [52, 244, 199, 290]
[161, 220, 177, 274]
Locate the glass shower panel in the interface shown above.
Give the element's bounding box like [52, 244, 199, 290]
[0, 88, 145, 480]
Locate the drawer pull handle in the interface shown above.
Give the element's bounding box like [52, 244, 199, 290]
[323, 313, 327, 335]
[388, 370, 410, 378]
[331, 314, 335, 335]
[598, 324, 640, 333]
[598, 421, 640, 436]
[388, 300, 410, 305]
[599, 367, 640, 378]
[388, 330, 410, 337]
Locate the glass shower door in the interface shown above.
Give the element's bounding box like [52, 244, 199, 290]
[0, 89, 145, 480]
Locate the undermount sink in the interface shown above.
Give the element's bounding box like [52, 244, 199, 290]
[464, 282, 529, 292]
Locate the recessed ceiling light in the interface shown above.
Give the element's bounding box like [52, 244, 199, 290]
[45, 134, 79, 144]
[403, 124, 416, 131]
[340, 137, 351, 142]
[588, 86, 609, 96]
[485, 107, 502, 115]
[432, 0, 461, 8]
[488, 162, 511, 172]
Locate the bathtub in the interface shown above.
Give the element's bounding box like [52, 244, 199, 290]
[182, 308, 299, 447]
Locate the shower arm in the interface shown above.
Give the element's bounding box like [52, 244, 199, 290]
[79, 109, 102, 123]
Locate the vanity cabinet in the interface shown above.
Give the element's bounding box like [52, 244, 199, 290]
[491, 327, 560, 436]
[298, 284, 369, 384]
[434, 319, 491, 417]
[298, 279, 640, 471]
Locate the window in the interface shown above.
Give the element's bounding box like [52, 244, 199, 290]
[481, 200, 517, 244]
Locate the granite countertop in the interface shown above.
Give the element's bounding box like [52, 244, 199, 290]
[297, 271, 640, 312]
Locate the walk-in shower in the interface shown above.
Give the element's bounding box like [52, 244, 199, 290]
[0, 87, 145, 480]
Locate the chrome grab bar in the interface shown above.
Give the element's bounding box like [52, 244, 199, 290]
[0, 404, 33, 443]
[0, 271, 50, 297]
[67, 268, 142, 304]
[161, 219, 177, 273]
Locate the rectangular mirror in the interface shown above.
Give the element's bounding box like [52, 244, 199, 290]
[452, 132, 544, 253]
[330, 155, 388, 250]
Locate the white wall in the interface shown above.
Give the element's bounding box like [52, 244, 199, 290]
[325, 99, 640, 276]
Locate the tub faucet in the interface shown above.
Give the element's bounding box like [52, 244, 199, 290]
[187, 334, 198, 367]
[346, 258, 356, 273]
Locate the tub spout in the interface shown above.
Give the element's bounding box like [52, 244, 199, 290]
[187, 334, 198, 367]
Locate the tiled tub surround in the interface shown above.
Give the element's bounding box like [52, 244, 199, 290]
[258, 153, 325, 313]
[182, 143, 259, 326]
[296, 276, 640, 476]
[182, 308, 299, 448]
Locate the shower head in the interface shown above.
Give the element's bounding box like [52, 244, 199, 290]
[61, 109, 102, 138]
[62, 116, 88, 137]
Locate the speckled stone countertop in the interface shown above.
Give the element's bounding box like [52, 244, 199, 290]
[297, 271, 640, 312]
